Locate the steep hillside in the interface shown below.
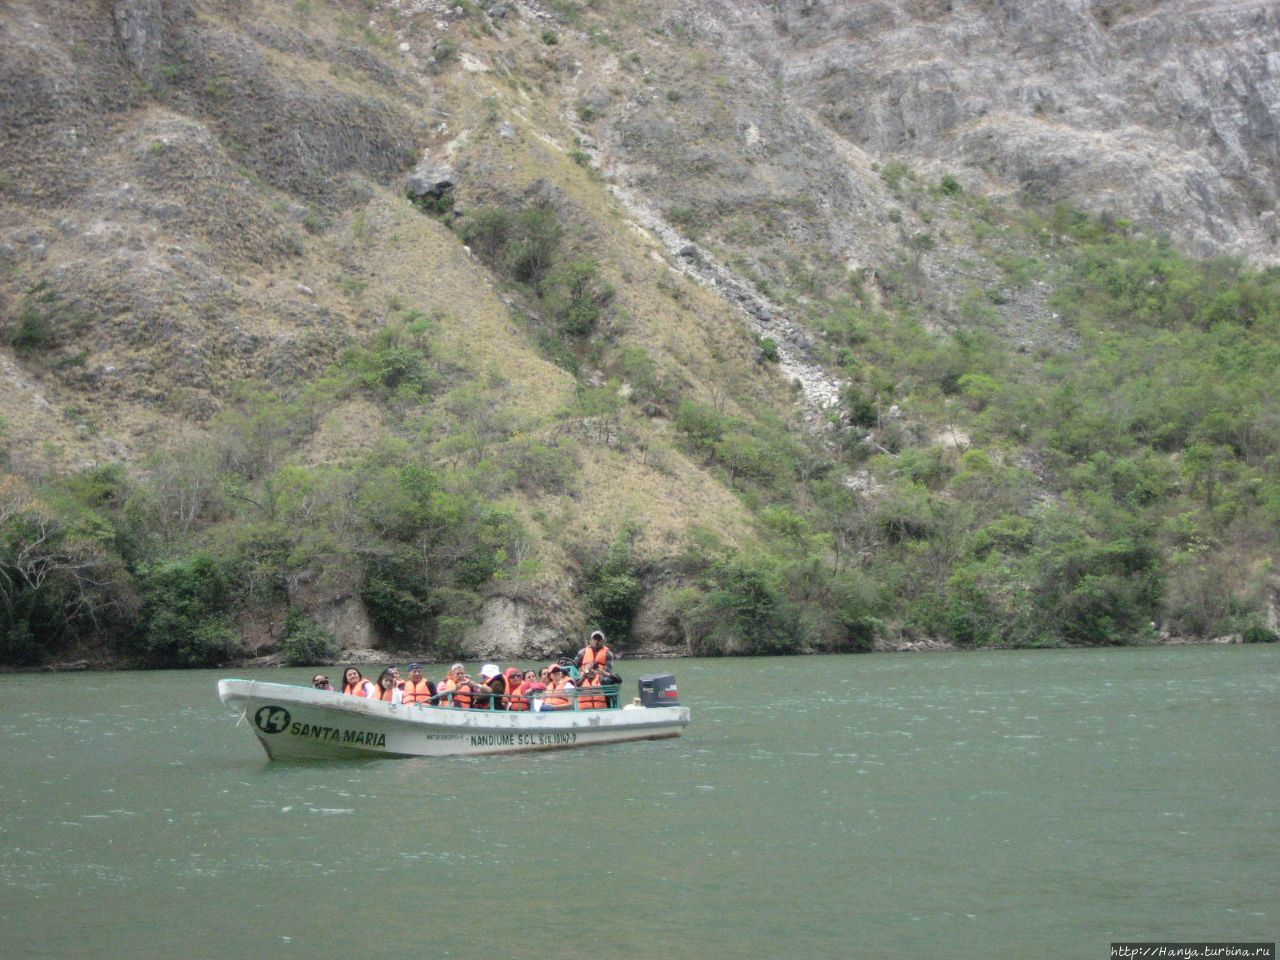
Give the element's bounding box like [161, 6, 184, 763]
[1, 0, 1278, 667]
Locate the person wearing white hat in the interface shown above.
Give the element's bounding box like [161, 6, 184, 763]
[477, 663, 507, 710]
[575, 630, 614, 673]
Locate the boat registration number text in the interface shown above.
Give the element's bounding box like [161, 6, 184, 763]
[469, 732, 578, 747]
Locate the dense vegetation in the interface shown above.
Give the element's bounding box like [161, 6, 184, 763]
[806, 202, 1280, 649]
[4, 194, 1277, 666]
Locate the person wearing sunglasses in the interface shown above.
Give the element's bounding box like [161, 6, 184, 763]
[312, 675, 334, 692]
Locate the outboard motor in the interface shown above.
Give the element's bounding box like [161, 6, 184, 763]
[637, 673, 680, 708]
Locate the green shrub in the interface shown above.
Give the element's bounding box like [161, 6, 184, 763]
[936, 174, 963, 197]
[1036, 535, 1160, 646]
[1242, 626, 1279, 644]
[461, 202, 566, 293]
[713, 431, 787, 487]
[674, 400, 728, 454]
[799, 569, 882, 652]
[506, 204, 564, 288]
[896, 446, 954, 489]
[544, 259, 613, 337]
[409, 189, 454, 216]
[683, 558, 800, 655]
[879, 161, 913, 192]
[345, 325, 435, 401]
[840, 384, 878, 428]
[0, 619, 39, 666]
[281, 609, 339, 665]
[580, 527, 644, 643]
[433, 36, 459, 65]
[7, 281, 61, 355]
[139, 553, 244, 667]
[459, 206, 513, 263]
[616, 346, 676, 414]
[361, 547, 434, 645]
[582, 568, 642, 643]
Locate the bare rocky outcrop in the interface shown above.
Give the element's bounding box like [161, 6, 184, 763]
[286, 569, 376, 650]
[112, 0, 180, 86]
[606, 183, 848, 429]
[405, 159, 456, 200]
[630, 0, 1280, 261]
[466, 596, 568, 661]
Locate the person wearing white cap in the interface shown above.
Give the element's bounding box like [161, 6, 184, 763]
[476, 663, 507, 710]
[575, 630, 614, 673]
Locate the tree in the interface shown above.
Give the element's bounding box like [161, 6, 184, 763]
[0, 476, 126, 663]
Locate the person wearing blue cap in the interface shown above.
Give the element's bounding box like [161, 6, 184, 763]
[402, 663, 437, 706]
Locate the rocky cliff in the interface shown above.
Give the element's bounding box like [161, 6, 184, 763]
[1, 0, 1277, 664]
[598, 0, 1278, 263]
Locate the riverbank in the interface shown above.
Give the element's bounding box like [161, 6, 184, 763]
[10, 631, 1271, 673]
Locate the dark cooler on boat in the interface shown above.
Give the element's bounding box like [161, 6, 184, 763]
[638, 674, 680, 707]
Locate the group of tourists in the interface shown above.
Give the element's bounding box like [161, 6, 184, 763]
[308, 631, 618, 711]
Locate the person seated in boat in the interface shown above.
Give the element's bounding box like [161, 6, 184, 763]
[473, 663, 507, 710]
[388, 665, 406, 691]
[374, 668, 402, 704]
[342, 667, 377, 698]
[575, 630, 614, 675]
[540, 663, 575, 711]
[312, 674, 335, 692]
[438, 663, 480, 708]
[577, 663, 605, 709]
[515, 669, 544, 710]
[401, 663, 436, 706]
[501, 668, 523, 709]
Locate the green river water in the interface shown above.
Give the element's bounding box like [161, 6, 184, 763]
[1, 646, 1275, 960]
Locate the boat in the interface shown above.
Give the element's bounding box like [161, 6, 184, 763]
[217, 674, 689, 760]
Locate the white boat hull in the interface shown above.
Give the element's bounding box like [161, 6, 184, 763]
[217, 679, 691, 760]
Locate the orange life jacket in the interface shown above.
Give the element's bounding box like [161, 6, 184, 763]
[581, 645, 611, 670]
[578, 675, 605, 709]
[439, 677, 473, 709]
[507, 680, 530, 711]
[544, 676, 571, 709]
[377, 684, 398, 703]
[343, 679, 371, 697]
[403, 679, 434, 705]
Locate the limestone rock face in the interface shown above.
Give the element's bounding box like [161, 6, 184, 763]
[466, 597, 566, 662]
[286, 570, 376, 651]
[607, 0, 1279, 261]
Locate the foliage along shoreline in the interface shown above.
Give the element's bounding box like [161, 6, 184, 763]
[2, 631, 1268, 676]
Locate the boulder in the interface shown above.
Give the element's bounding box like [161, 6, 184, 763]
[406, 160, 456, 199]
